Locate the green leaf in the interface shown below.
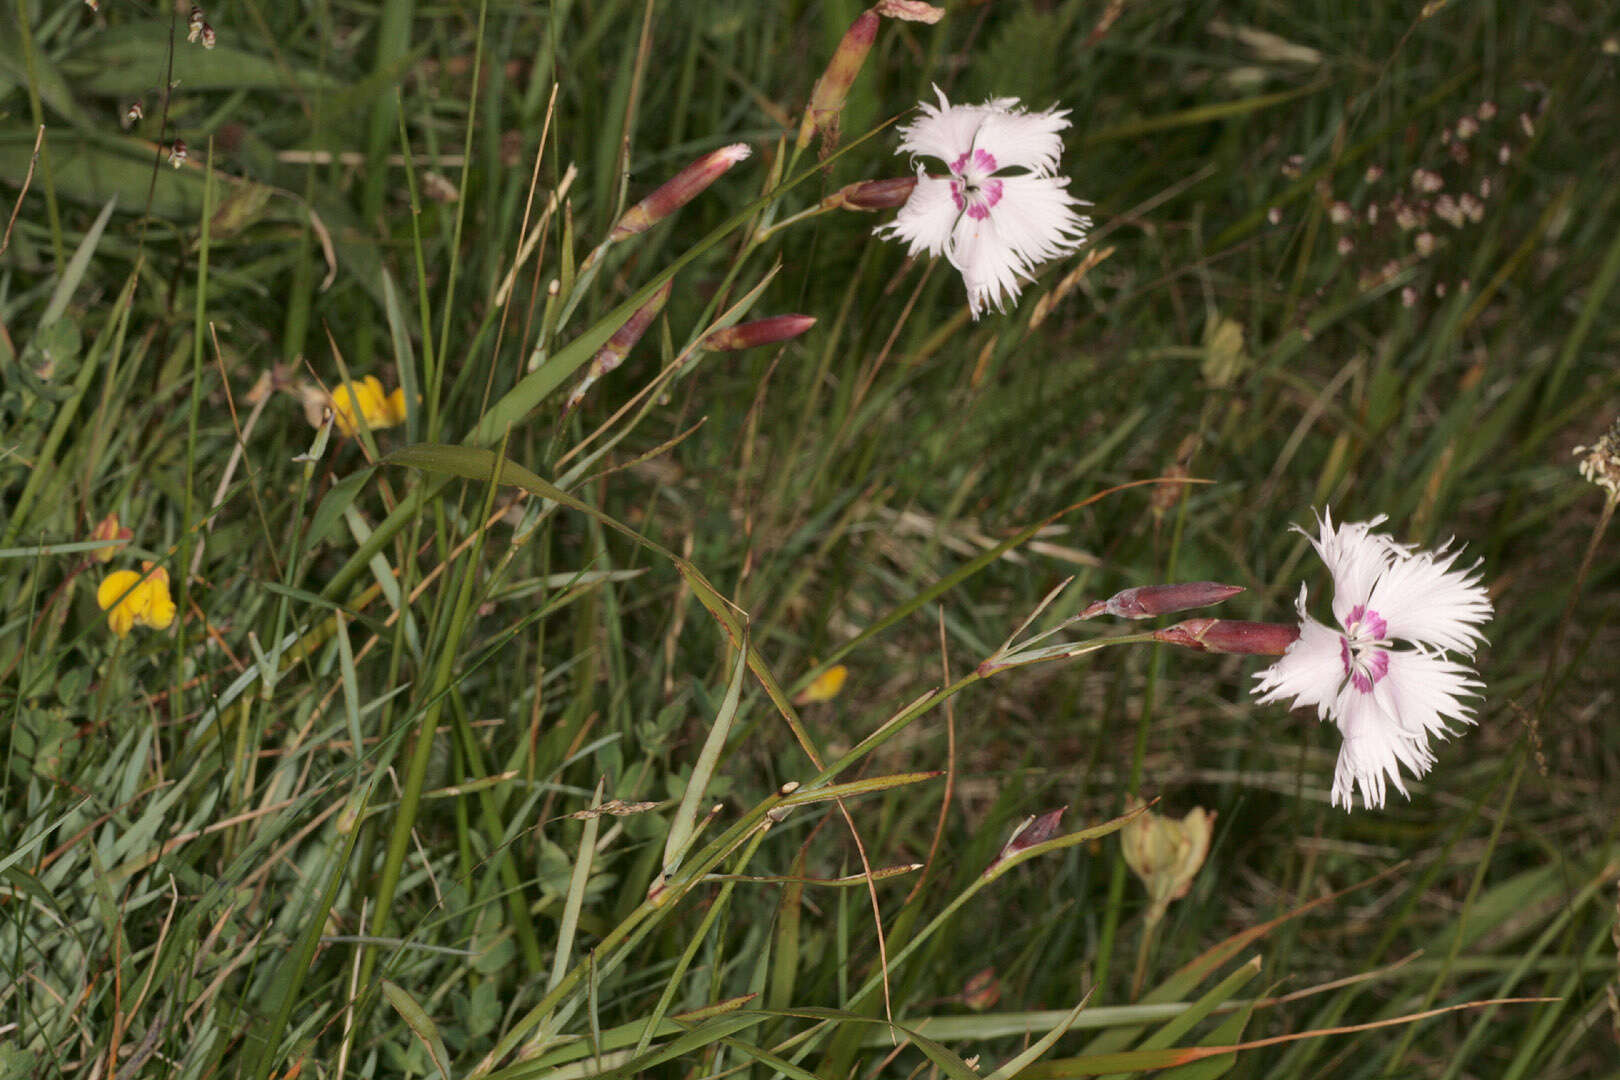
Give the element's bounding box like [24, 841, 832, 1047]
[1159, 996, 1257, 1080]
[984, 992, 1094, 1080]
[0, 134, 277, 232]
[381, 980, 453, 1080]
[663, 639, 749, 875]
[60, 25, 343, 95]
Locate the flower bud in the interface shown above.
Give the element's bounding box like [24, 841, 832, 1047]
[1081, 582, 1244, 620]
[590, 281, 672, 380]
[562, 281, 672, 414]
[822, 177, 917, 212]
[1153, 617, 1299, 655]
[797, 11, 879, 152]
[609, 144, 751, 242]
[960, 968, 1001, 1012]
[700, 314, 816, 351]
[89, 513, 132, 563]
[986, 806, 1066, 875]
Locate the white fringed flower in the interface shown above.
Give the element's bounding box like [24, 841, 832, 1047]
[875, 87, 1091, 319]
[1253, 510, 1493, 811]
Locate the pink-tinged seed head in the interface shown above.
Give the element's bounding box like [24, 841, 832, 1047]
[701, 314, 817, 351]
[1154, 618, 1300, 655]
[609, 144, 752, 242]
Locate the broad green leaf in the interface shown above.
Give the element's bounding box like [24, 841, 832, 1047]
[61, 25, 343, 95]
[0, 134, 276, 232]
[381, 980, 453, 1080]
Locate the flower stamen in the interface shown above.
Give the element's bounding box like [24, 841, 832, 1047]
[1339, 604, 1392, 692]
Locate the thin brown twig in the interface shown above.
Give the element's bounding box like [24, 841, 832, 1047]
[0, 124, 44, 257]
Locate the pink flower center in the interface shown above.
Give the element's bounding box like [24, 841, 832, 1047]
[949, 149, 1004, 221]
[1338, 604, 1390, 694]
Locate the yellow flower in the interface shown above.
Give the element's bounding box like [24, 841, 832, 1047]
[329, 376, 407, 437]
[97, 563, 176, 638]
[89, 512, 132, 563]
[793, 664, 848, 705]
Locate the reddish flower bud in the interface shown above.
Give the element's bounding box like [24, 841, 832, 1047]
[823, 177, 917, 212]
[1081, 582, 1244, 620]
[960, 968, 1002, 1012]
[701, 314, 816, 351]
[609, 144, 751, 242]
[986, 806, 1067, 875]
[566, 281, 673, 413]
[588, 280, 672, 379]
[797, 10, 879, 151]
[1153, 618, 1299, 655]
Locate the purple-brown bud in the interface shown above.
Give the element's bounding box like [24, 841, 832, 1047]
[1153, 618, 1299, 655]
[1081, 582, 1244, 620]
[588, 280, 672, 379]
[822, 177, 918, 212]
[700, 314, 816, 351]
[797, 11, 879, 152]
[986, 806, 1066, 876]
[609, 144, 752, 242]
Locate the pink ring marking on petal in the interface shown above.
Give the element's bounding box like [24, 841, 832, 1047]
[950, 149, 1000, 178]
[1345, 605, 1389, 639]
[963, 179, 1003, 220]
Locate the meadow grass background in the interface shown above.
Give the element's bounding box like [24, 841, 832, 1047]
[2, 0, 1618, 1076]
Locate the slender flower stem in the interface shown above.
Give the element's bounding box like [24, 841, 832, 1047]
[1536, 490, 1616, 717]
[752, 201, 838, 243]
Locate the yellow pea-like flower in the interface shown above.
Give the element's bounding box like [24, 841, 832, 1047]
[97, 563, 176, 638]
[329, 376, 407, 437]
[794, 663, 848, 705]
